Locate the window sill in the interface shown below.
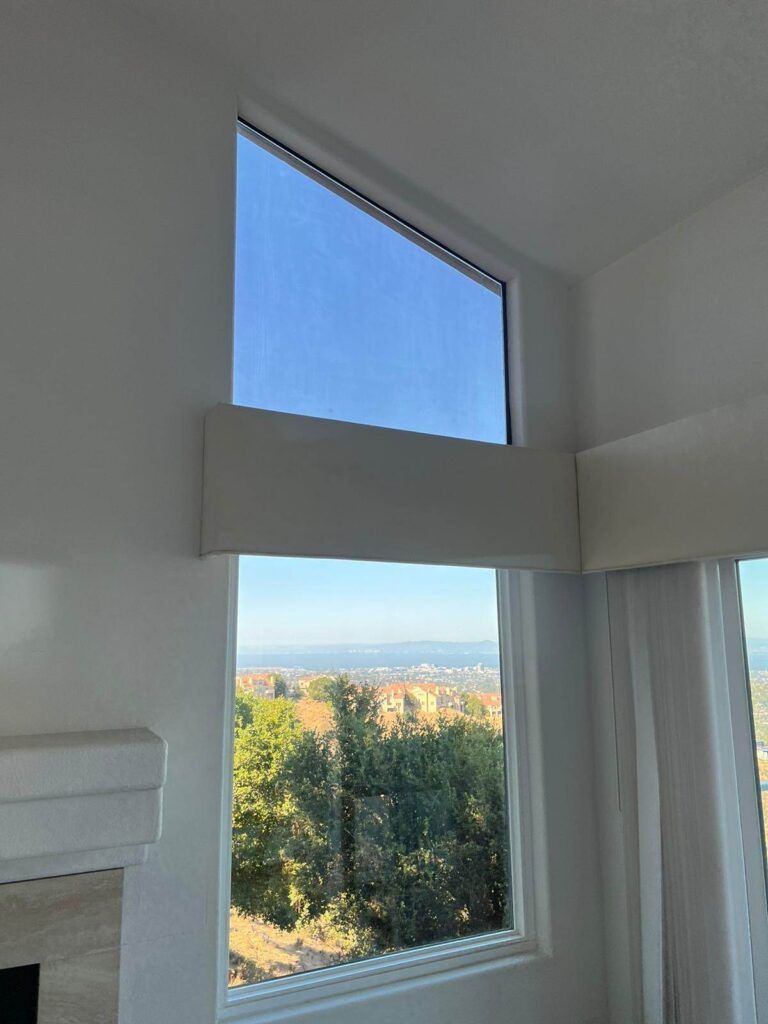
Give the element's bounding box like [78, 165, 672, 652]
[219, 930, 540, 1023]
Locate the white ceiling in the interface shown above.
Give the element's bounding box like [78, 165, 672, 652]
[130, 0, 768, 279]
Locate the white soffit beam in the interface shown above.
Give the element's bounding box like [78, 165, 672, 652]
[577, 394, 768, 572]
[201, 404, 581, 572]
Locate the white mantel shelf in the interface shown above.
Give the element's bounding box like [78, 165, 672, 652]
[0, 728, 167, 883]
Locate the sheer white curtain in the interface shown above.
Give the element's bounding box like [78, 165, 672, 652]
[606, 561, 757, 1024]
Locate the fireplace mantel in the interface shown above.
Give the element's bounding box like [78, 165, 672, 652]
[0, 728, 166, 883]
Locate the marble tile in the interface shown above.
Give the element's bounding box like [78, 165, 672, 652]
[37, 948, 120, 1024]
[0, 870, 122, 969]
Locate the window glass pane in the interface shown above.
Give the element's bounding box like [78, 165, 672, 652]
[228, 556, 512, 986]
[737, 558, 768, 871]
[234, 129, 507, 443]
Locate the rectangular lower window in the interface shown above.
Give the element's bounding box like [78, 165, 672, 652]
[737, 558, 768, 874]
[227, 556, 513, 987]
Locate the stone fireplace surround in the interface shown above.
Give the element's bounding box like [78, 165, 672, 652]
[0, 870, 123, 1022]
[0, 728, 166, 1022]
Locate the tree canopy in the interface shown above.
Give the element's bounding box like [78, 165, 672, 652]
[305, 675, 335, 702]
[231, 676, 510, 958]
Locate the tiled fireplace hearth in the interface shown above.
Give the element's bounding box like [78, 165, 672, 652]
[0, 728, 166, 1022]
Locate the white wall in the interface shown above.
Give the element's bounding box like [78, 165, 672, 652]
[574, 170, 768, 449]
[2, 3, 604, 1021]
[2, 5, 234, 1021]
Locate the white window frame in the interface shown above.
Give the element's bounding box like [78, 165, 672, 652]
[721, 558, 768, 1022]
[214, 118, 546, 1024]
[216, 566, 540, 1022]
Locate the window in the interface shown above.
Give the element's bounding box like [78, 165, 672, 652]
[737, 558, 768, 874]
[228, 557, 513, 986]
[234, 124, 508, 443]
[224, 124, 520, 998]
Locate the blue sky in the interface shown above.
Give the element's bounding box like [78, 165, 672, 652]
[237, 557, 499, 648]
[233, 133, 505, 442]
[233, 132, 506, 648]
[739, 557, 768, 639]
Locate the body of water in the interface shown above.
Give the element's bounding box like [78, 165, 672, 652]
[747, 639, 768, 671]
[236, 642, 500, 671]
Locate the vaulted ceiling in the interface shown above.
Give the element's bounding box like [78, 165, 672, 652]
[128, 0, 768, 279]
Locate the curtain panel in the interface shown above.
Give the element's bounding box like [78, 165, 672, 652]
[606, 562, 756, 1024]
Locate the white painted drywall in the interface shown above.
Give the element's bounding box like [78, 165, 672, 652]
[574, 170, 768, 450]
[577, 394, 768, 572]
[2, 4, 234, 1021]
[83, 0, 768, 280]
[2, 3, 604, 1022]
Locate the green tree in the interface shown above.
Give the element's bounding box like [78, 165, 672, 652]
[306, 675, 335, 701]
[326, 676, 383, 894]
[463, 693, 486, 718]
[351, 711, 509, 947]
[272, 673, 287, 698]
[230, 692, 304, 927]
[230, 676, 510, 955]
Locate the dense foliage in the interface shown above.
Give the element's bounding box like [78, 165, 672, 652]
[231, 676, 510, 957]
